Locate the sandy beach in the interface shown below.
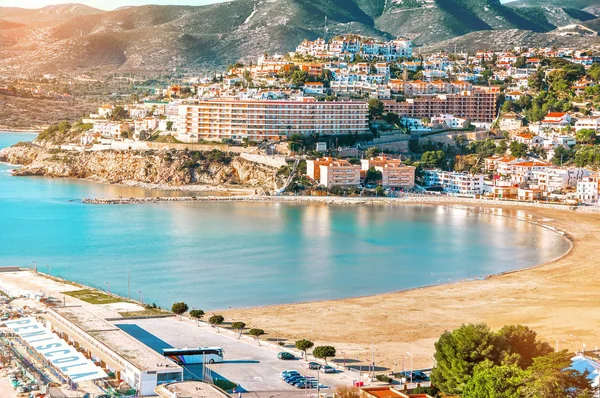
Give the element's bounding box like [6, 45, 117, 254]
[218, 201, 600, 370]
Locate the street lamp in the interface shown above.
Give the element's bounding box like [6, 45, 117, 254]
[45, 264, 51, 276]
[104, 281, 110, 294]
[137, 290, 143, 304]
[405, 351, 413, 384]
[31, 261, 37, 272]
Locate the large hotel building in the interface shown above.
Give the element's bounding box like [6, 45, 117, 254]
[177, 98, 369, 141]
[383, 89, 499, 123]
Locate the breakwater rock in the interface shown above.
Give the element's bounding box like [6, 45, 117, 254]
[82, 194, 600, 214]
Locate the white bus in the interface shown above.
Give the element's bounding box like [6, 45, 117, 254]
[163, 347, 224, 365]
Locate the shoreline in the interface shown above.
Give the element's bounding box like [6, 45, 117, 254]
[0, 129, 41, 134]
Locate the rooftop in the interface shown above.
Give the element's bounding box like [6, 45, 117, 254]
[50, 306, 179, 373]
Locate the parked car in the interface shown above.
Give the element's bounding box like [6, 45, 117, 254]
[296, 380, 316, 389]
[283, 375, 304, 384]
[286, 376, 305, 385]
[278, 352, 295, 360]
[306, 362, 321, 370]
[412, 371, 429, 381]
[280, 370, 300, 379]
[320, 365, 336, 373]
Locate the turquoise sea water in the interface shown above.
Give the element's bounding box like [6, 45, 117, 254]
[0, 132, 570, 310]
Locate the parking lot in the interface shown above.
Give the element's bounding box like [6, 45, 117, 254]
[113, 318, 363, 392]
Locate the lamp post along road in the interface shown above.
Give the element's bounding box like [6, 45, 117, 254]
[104, 281, 111, 294]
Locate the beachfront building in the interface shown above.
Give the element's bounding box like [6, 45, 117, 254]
[529, 168, 590, 193]
[423, 170, 485, 195]
[360, 156, 416, 189]
[577, 175, 600, 205]
[307, 157, 360, 187]
[26, 306, 183, 396]
[176, 98, 369, 142]
[382, 89, 498, 123]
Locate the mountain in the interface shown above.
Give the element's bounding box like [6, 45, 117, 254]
[0, 0, 598, 75]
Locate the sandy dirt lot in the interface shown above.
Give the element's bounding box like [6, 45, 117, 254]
[221, 204, 600, 370]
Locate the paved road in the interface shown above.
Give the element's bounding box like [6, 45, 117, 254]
[113, 318, 364, 393]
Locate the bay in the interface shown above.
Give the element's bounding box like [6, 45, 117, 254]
[0, 132, 570, 309]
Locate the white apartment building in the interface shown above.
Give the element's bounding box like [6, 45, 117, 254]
[93, 121, 131, 139]
[575, 116, 600, 132]
[530, 168, 590, 193]
[295, 37, 412, 60]
[577, 175, 600, 205]
[499, 112, 523, 132]
[423, 170, 485, 195]
[177, 99, 369, 142]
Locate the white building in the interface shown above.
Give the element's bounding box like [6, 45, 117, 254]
[575, 116, 600, 132]
[423, 170, 485, 195]
[431, 114, 467, 129]
[577, 175, 600, 205]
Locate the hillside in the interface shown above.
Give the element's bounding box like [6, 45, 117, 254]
[420, 27, 600, 54]
[1, 0, 599, 74]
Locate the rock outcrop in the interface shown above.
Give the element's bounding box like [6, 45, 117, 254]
[0, 142, 284, 191]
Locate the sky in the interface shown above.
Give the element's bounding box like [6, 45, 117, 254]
[2, 0, 229, 10]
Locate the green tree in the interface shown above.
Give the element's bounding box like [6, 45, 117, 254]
[368, 98, 384, 120]
[291, 70, 309, 86]
[509, 141, 528, 158]
[365, 167, 382, 184]
[120, 131, 129, 139]
[481, 69, 493, 83]
[522, 351, 593, 398]
[421, 150, 447, 169]
[189, 309, 205, 326]
[383, 112, 400, 126]
[231, 321, 246, 338]
[313, 346, 336, 365]
[166, 121, 174, 131]
[513, 57, 526, 68]
[552, 146, 575, 166]
[498, 325, 554, 369]
[495, 140, 508, 155]
[462, 364, 526, 398]
[209, 314, 225, 332]
[589, 63, 600, 81]
[430, 323, 504, 395]
[295, 339, 314, 357]
[111, 105, 127, 120]
[502, 100, 516, 113]
[365, 146, 381, 158]
[248, 328, 265, 345]
[171, 302, 188, 319]
[576, 129, 597, 145]
[528, 70, 545, 92]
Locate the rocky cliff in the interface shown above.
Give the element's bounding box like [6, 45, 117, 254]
[0, 142, 284, 191]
